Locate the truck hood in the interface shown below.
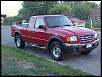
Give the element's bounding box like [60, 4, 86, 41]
[55, 26, 96, 36]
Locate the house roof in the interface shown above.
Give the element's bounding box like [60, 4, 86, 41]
[90, 8, 101, 17]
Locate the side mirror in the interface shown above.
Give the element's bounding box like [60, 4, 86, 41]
[72, 22, 77, 26]
[38, 25, 45, 29]
[73, 23, 76, 26]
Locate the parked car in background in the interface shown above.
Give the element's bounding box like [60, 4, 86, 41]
[67, 16, 85, 27]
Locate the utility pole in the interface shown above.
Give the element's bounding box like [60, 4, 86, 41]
[90, 16, 92, 29]
[91, 18, 92, 29]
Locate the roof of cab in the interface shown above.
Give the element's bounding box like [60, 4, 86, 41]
[31, 15, 64, 18]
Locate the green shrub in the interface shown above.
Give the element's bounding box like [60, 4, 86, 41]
[2, 16, 22, 25]
[2, 17, 13, 25]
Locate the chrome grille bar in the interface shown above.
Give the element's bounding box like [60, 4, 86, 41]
[79, 34, 94, 41]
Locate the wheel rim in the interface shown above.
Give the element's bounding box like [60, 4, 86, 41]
[16, 36, 20, 47]
[52, 45, 61, 58]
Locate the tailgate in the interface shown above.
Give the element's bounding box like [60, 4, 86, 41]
[11, 25, 17, 37]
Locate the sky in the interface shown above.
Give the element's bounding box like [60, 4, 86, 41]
[1, 1, 23, 16]
[1, 1, 101, 17]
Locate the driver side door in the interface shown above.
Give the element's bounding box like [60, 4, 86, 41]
[33, 17, 48, 46]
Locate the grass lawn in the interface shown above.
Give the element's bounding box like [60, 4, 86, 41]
[1, 45, 94, 76]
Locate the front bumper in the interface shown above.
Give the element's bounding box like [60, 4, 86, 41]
[62, 39, 99, 53]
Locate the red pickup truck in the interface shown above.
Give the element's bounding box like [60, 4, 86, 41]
[11, 15, 99, 61]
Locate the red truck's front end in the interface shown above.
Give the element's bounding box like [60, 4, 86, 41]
[60, 26, 99, 54]
[45, 15, 99, 55]
[47, 25, 99, 55]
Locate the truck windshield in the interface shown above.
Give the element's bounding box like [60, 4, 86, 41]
[45, 16, 73, 28]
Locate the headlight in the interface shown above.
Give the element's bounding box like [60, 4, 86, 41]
[67, 36, 78, 43]
[94, 33, 97, 38]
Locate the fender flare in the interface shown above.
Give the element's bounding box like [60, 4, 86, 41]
[14, 30, 21, 37]
[47, 35, 64, 48]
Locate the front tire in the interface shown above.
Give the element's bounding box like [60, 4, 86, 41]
[15, 34, 25, 49]
[50, 41, 65, 61]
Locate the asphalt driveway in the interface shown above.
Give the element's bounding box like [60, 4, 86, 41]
[1, 26, 101, 76]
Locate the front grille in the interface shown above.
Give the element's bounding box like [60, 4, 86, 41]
[79, 34, 94, 41]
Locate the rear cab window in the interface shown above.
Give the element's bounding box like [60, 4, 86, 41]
[29, 17, 35, 28]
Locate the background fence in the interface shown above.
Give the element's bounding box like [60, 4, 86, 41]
[85, 17, 101, 31]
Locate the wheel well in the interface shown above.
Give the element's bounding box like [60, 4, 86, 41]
[48, 38, 62, 49]
[14, 32, 20, 39]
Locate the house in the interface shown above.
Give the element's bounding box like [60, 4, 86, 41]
[90, 8, 101, 21]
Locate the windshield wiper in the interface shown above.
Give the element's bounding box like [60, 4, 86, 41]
[51, 26, 61, 28]
[63, 24, 73, 26]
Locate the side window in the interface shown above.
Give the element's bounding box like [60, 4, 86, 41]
[29, 17, 35, 27]
[35, 18, 45, 29]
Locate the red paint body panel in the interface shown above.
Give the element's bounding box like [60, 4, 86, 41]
[11, 15, 97, 46]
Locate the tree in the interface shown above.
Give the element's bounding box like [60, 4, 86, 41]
[12, 15, 22, 23]
[2, 15, 22, 25]
[73, 2, 91, 20]
[98, 2, 101, 8]
[84, 1, 99, 9]
[64, 1, 84, 15]
[18, 1, 58, 20]
[18, 7, 32, 20]
[49, 2, 72, 15]
[2, 17, 13, 25]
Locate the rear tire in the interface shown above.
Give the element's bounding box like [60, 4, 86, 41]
[50, 41, 65, 61]
[15, 34, 25, 49]
[80, 50, 92, 55]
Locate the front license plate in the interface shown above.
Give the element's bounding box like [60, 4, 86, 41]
[86, 43, 92, 48]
